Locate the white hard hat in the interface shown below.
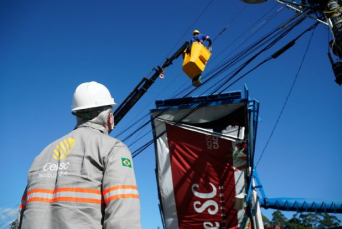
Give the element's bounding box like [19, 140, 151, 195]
[71, 81, 116, 111]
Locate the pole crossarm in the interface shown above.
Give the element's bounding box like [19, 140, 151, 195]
[274, 0, 329, 26]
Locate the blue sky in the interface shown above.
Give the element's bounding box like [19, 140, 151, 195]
[1, 0, 341, 228]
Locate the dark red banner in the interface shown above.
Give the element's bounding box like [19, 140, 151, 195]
[166, 123, 239, 229]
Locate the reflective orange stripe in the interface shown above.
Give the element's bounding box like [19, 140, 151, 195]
[54, 188, 101, 194]
[105, 194, 140, 203]
[26, 186, 139, 205]
[28, 188, 101, 195]
[27, 189, 53, 196]
[26, 187, 103, 205]
[27, 197, 104, 204]
[103, 185, 138, 195]
[54, 197, 103, 204]
[103, 185, 139, 203]
[27, 197, 53, 203]
[19, 204, 26, 209]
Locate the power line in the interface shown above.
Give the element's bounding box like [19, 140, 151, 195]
[212, 4, 249, 42]
[115, 2, 284, 138]
[114, 1, 215, 137]
[122, 13, 309, 154]
[255, 23, 317, 168]
[116, 3, 287, 141]
[0, 204, 19, 229]
[130, 16, 312, 158]
[164, 0, 214, 60]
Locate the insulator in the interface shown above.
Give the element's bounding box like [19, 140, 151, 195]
[327, 0, 340, 10]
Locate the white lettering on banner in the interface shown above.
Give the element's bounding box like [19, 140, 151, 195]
[206, 135, 220, 150]
[191, 182, 219, 227]
[194, 200, 218, 215]
[192, 183, 217, 198]
[43, 162, 69, 171]
[204, 222, 220, 229]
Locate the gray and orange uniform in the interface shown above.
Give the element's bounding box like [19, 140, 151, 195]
[17, 122, 141, 229]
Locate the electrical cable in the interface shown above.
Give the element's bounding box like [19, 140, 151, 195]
[0, 204, 19, 229]
[172, 9, 296, 100]
[212, 4, 249, 43]
[208, 16, 307, 95]
[255, 24, 317, 168]
[164, 0, 214, 60]
[169, 4, 283, 100]
[123, 14, 309, 150]
[199, 15, 305, 97]
[209, 4, 283, 66]
[131, 18, 314, 158]
[115, 2, 287, 140]
[114, 1, 215, 136]
[201, 9, 296, 86]
[118, 2, 283, 136]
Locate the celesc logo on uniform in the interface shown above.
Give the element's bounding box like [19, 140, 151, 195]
[38, 138, 75, 179]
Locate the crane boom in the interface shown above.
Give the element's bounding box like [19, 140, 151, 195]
[114, 41, 190, 125]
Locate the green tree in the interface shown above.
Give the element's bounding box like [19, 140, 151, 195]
[266, 211, 341, 229]
[262, 214, 271, 227]
[272, 210, 288, 228]
[318, 213, 341, 228]
[285, 213, 302, 229]
[299, 213, 320, 228]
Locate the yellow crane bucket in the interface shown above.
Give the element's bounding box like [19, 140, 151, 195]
[182, 42, 211, 79]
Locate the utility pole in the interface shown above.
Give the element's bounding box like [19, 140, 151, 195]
[324, 0, 342, 85]
[326, 0, 342, 58]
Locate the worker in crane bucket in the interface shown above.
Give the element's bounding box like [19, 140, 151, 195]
[191, 29, 212, 51]
[191, 30, 212, 87]
[16, 81, 141, 229]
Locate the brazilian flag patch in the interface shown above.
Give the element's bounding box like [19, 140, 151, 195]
[121, 158, 132, 168]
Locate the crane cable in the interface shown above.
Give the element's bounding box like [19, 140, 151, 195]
[255, 23, 317, 168]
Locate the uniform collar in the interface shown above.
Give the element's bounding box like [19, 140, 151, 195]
[75, 122, 109, 135]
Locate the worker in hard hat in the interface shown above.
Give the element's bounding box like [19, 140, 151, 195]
[191, 30, 212, 51]
[16, 81, 141, 229]
[190, 30, 212, 87]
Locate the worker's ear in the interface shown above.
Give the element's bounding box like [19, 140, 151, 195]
[107, 112, 115, 133]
